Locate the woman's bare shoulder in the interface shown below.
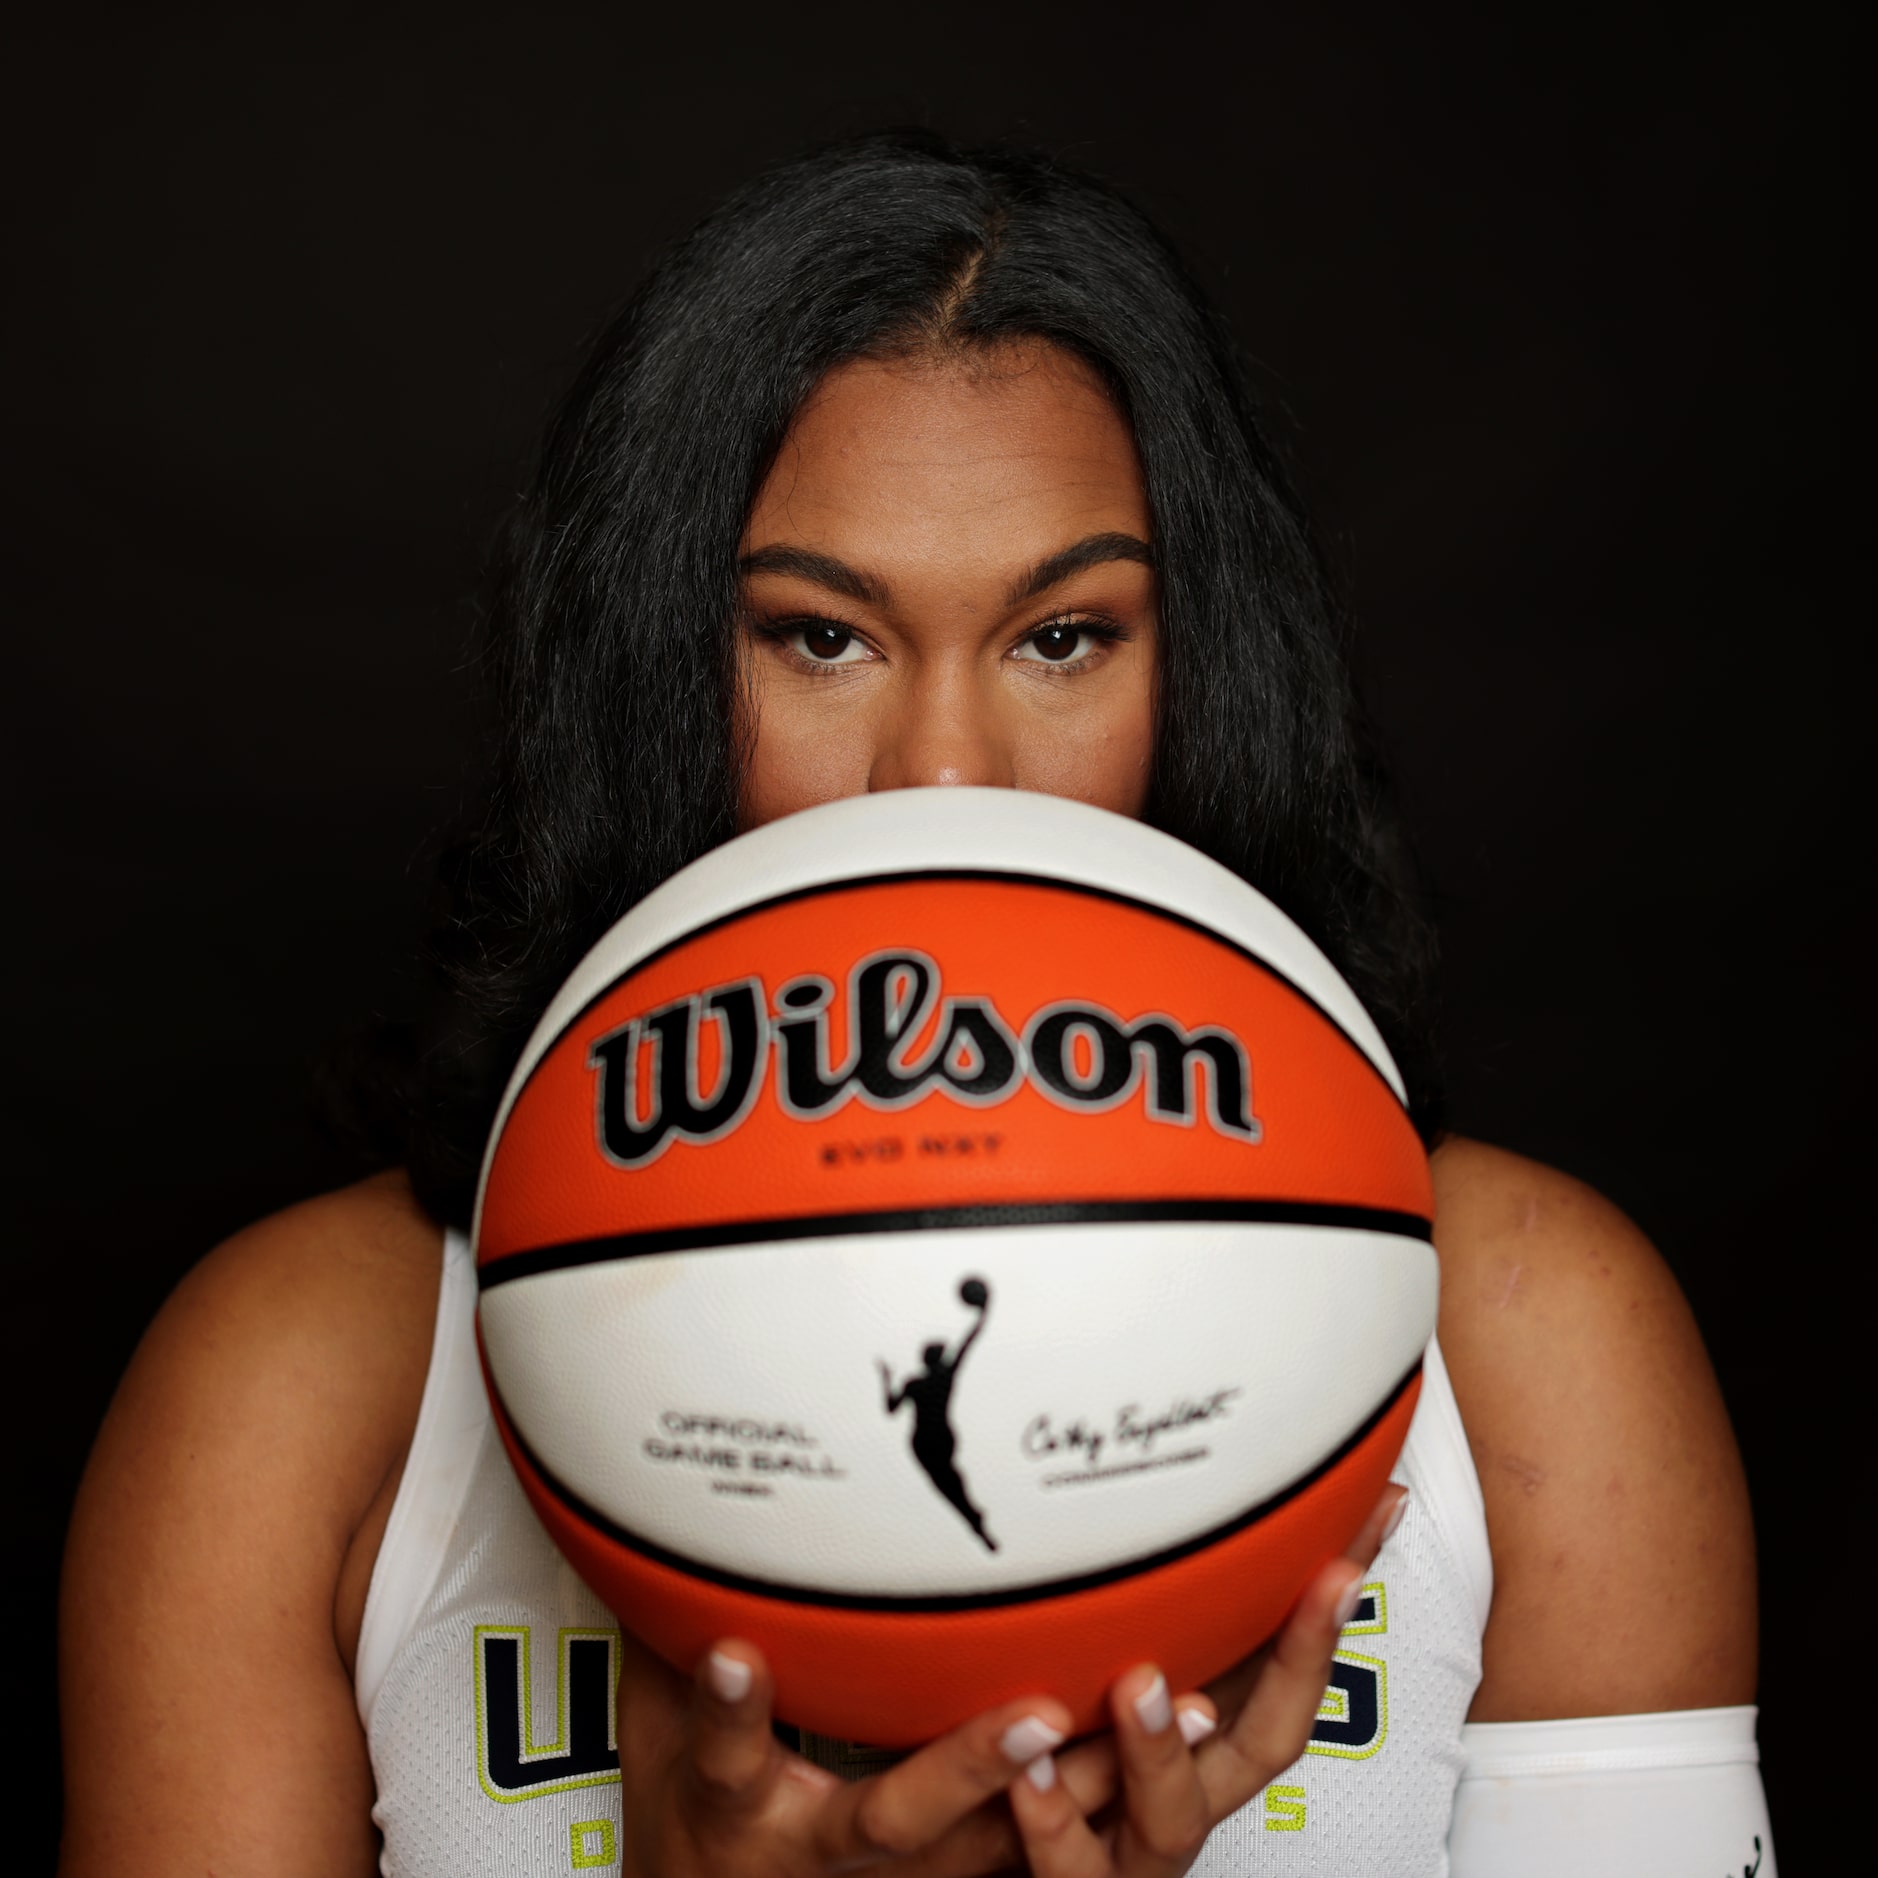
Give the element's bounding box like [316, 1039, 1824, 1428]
[1427, 1136, 1757, 1719]
[90, 1166, 440, 1439]
[59, 1173, 446, 1873]
[107, 1170, 446, 1478]
[185, 1165, 444, 1314]
[67, 1168, 446, 1612]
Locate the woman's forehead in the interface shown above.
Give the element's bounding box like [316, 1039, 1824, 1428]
[744, 344, 1151, 580]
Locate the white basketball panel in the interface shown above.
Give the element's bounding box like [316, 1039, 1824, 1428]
[479, 1222, 1436, 1599]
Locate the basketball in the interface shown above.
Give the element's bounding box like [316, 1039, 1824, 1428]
[473, 787, 1437, 1745]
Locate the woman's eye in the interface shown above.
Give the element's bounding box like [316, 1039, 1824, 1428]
[1012, 623, 1103, 665]
[781, 623, 871, 665]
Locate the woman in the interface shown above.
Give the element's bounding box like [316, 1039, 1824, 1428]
[57, 132, 1769, 1875]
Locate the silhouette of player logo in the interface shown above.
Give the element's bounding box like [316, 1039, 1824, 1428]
[878, 1276, 998, 1552]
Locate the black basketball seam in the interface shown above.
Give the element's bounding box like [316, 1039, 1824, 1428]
[477, 1199, 1434, 1290]
[490, 1359, 1425, 1613]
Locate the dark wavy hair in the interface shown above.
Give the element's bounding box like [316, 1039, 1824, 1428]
[387, 129, 1445, 1228]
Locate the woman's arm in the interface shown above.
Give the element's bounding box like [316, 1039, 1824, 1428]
[1431, 1137, 1758, 1717]
[57, 1174, 440, 1876]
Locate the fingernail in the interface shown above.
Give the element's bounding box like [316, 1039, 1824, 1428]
[1382, 1491, 1409, 1544]
[1333, 1577, 1366, 1631]
[1025, 1751, 1059, 1792]
[708, 1651, 752, 1703]
[1132, 1671, 1172, 1735]
[1000, 1716, 1066, 1765]
[1176, 1707, 1218, 1746]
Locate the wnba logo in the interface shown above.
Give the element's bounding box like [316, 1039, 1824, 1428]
[880, 1276, 998, 1552]
[588, 949, 1260, 1167]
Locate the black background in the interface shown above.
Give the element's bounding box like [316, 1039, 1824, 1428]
[8, 3, 1856, 1865]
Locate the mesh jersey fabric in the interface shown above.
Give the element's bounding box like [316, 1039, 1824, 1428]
[356, 1230, 1494, 1876]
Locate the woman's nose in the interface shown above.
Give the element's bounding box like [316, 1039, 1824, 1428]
[867, 672, 1016, 793]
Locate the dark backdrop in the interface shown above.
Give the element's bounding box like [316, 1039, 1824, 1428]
[8, 4, 1855, 1866]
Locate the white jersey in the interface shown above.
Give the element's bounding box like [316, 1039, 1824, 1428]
[356, 1231, 1492, 1876]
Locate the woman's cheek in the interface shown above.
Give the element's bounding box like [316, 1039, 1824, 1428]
[1009, 691, 1155, 818]
[739, 704, 878, 829]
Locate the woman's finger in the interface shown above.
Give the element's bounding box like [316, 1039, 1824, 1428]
[1197, 1561, 1365, 1820]
[813, 1692, 1075, 1867]
[1344, 1482, 1409, 1571]
[1105, 1663, 1218, 1873]
[683, 1640, 783, 1812]
[1053, 1730, 1123, 1825]
[1007, 1744, 1113, 1878]
[1007, 1669, 1223, 1878]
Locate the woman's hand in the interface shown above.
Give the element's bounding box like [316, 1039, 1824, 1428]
[615, 1483, 1405, 1876]
[614, 1630, 1073, 1877]
[1010, 1484, 1408, 1876]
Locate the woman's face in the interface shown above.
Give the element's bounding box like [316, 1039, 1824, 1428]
[736, 341, 1158, 829]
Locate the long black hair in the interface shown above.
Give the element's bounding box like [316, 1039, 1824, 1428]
[395, 129, 1444, 1227]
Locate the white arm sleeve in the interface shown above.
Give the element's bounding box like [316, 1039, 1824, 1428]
[1448, 1705, 1774, 1877]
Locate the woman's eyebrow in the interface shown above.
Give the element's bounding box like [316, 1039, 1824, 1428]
[737, 545, 888, 606]
[1006, 532, 1154, 607]
[736, 531, 1154, 612]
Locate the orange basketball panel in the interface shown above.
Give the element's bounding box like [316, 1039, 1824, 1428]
[479, 876, 1430, 1265]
